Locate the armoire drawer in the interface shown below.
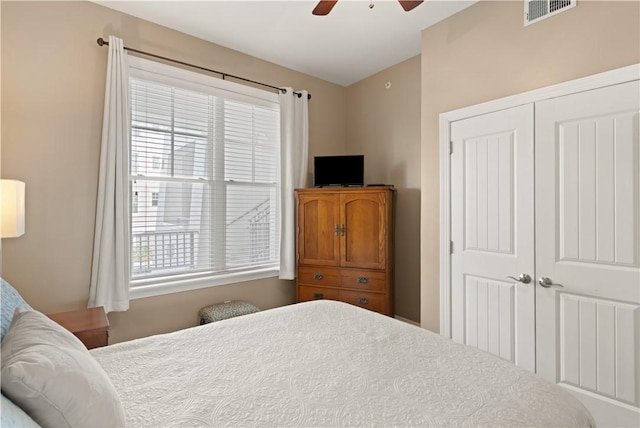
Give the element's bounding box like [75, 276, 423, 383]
[340, 270, 386, 292]
[298, 266, 340, 287]
[298, 285, 341, 302]
[299, 286, 387, 315]
[339, 290, 386, 313]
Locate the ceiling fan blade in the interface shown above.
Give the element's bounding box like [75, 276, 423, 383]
[312, 0, 338, 16]
[398, 0, 424, 12]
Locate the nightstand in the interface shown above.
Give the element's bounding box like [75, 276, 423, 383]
[48, 306, 109, 350]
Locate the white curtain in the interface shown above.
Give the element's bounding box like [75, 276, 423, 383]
[88, 36, 130, 313]
[279, 88, 309, 280]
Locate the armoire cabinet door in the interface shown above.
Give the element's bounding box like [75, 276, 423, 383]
[297, 193, 341, 266]
[340, 192, 388, 269]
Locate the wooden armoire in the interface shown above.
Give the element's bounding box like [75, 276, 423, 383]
[295, 186, 394, 316]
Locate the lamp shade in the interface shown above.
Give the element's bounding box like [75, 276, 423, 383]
[1, 180, 25, 238]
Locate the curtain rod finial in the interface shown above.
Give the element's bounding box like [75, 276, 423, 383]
[97, 37, 107, 46]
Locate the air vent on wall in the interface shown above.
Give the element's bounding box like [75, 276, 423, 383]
[525, 0, 576, 26]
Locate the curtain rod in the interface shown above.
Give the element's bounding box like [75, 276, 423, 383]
[96, 37, 311, 100]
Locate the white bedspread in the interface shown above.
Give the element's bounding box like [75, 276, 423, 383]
[91, 300, 594, 427]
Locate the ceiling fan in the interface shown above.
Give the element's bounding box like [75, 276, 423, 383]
[312, 0, 424, 16]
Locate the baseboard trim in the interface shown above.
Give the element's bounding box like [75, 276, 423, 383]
[395, 315, 420, 327]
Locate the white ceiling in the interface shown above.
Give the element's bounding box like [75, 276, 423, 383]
[94, 0, 477, 86]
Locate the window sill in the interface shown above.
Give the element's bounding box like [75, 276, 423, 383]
[129, 268, 279, 300]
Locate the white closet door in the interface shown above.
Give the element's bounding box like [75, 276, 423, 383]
[536, 80, 640, 427]
[450, 104, 535, 372]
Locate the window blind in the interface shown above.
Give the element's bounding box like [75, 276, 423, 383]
[128, 58, 280, 286]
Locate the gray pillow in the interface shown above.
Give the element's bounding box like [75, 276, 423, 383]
[1, 308, 125, 428]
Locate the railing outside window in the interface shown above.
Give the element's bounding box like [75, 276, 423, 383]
[131, 230, 197, 275]
[131, 198, 273, 276]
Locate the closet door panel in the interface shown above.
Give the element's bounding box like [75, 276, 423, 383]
[450, 103, 535, 372]
[536, 80, 640, 427]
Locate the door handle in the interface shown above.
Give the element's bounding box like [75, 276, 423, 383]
[506, 273, 531, 284]
[538, 277, 564, 288]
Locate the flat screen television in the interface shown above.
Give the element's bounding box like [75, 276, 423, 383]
[314, 155, 364, 187]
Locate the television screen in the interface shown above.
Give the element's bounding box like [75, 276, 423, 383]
[314, 155, 364, 187]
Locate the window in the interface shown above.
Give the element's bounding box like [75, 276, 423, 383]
[128, 57, 280, 294]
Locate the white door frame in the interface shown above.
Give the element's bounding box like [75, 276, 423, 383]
[439, 64, 640, 338]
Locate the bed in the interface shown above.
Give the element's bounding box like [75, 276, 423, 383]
[1, 279, 594, 427]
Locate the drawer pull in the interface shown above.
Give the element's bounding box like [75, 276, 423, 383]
[313, 293, 324, 299]
[358, 297, 369, 305]
[357, 277, 369, 284]
[313, 273, 324, 280]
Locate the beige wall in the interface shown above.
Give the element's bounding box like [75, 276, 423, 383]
[1, 1, 347, 343]
[8, 0, 635, 341]
[346, 56, 421, 322]
[420, 1, 640, 332]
